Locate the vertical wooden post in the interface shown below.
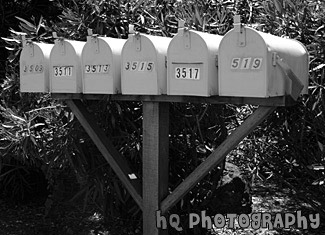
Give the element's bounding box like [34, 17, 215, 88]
[143, 102, 169, 235]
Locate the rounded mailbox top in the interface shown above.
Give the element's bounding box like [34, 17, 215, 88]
[51, 39, 85, 59]
[83, 36, 126, 56]
[20, 42, 53, 60]
[221, 26, 308, 58]
[168, 29, 222, 59]
[123, 33, 171, 56]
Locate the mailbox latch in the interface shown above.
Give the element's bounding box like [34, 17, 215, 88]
[129, 24, 141, 51]
[88, 29, 99, 54]
[28, 43, 34, 57]
[22, 35, 34, 57]
[134, 33, 141, 51]
[53, 32, 65, 55]
[178, 20, 191, 49]
[234, 15, 246, 47]
[184, 29, 191, 49]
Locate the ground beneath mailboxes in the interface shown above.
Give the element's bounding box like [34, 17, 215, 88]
[0, 180, 324, 235]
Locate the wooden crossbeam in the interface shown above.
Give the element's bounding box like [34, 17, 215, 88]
[51, 93, 295, 107]
[160, 106, 276, 214]
[65, 99, 143, 210]
[142, 102, 169, 235]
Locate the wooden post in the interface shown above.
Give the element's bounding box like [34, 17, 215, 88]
[161, 106, 276, 214]
[142, 102, 169, 235]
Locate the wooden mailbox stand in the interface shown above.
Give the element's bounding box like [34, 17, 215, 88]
[52, 93, 295, 234]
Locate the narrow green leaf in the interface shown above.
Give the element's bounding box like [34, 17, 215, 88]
[9, 28, 27, 36]
[308, 164, 325, 171]
[5, 47, 15, 51]
[15, 16, 36, 30]
[194, 5, 203, 26]
[36, 15, 43, 34]
[318, 142, 324, 152]
[1, 37, 20, 43]
[30, 136, 37, 146]
[10, 113, 26, 123]
[273, 0, 283, 15]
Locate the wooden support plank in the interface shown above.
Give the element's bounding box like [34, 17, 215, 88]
[160, 106, 276, 214]
[65, 99, 143, 210]
[143, 102, 169, 235]
[51, 93, 296, 107]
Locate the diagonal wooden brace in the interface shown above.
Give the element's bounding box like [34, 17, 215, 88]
[65, 99, 143, 210]
[160, 105, 276, 214]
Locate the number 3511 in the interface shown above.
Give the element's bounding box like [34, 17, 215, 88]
[231, 57, 263, 70]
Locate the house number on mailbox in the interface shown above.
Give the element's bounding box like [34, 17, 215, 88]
[124, 61, 154, 72]
[175, 67, 200, 80]
[53, 66, 73, 77]
[22, 64, 44, 74]
[85, 65, 110, 74]
[231, 57, 263, 70]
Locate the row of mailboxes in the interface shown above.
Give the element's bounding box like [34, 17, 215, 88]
[20, 17, 309, 99]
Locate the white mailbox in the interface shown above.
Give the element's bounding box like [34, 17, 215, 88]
[20, 40, 53, 92]
[167, 27, 222, 96]
[50, 37, 85, 93]
[121, 32, 171, 95]
[218, 16, 309, 99]
[82, 31, 126, 94]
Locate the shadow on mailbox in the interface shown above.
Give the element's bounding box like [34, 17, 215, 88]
[50, 35, 85, 93]
[82, 30, 126, 94]
[121, 28, 171, 95]
[218, 16, 309, 100]
[167, 22, 222, 97]
[20, 39, 53, 93]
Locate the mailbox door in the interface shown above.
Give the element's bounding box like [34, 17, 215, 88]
[20, 43, 53, 92]
[168, 31, 207, 96]
[121, 35, 159, 95]
[50, 40, 84, 93]
[82, 38, 113, 94]
[82, 37, 125, 94]
[168, 30, 220, 96]
[219, 28, 269, 97]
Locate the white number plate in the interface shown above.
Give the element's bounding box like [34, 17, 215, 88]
[231, 57, 263, 70]
[53, 66, 73, 77]
[85, 64, 110, 74]
[175, 67, 200, 80]
[22, 64, 44, 74]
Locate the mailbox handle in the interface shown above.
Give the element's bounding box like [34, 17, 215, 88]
[21, 35, 34, 57]
[276, 55, 304, 101]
